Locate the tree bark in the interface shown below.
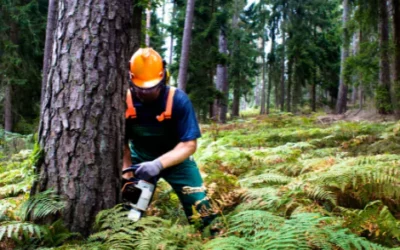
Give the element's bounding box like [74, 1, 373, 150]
[335, 0, 350, 114]
[392, 0, 400, 118]
[377, 0, 393, 114]
[177, 0, 196, 92]
[33, 0, 133, 236]
[40, 0, 58, 106]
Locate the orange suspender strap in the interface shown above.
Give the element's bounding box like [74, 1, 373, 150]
[125, 89, 137, 119]
[156, 87, 176, 122]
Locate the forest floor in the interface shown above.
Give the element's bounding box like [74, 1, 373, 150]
[0, 112, 400, 249]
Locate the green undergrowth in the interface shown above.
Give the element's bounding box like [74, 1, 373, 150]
[1, 114, 400, 249]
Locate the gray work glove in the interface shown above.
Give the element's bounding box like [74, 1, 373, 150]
[135, 159, 163, 181]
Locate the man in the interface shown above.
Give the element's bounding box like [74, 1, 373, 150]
[122, 48, 216, 229]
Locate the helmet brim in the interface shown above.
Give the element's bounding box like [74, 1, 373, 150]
[132, 76, 163, 88]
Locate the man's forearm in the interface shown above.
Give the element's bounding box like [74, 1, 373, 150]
[123, 144, 133, 179]
[158, 140, 197, 169]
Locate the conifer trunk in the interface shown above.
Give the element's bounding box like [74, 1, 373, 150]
[232, 87, 240, 117]
[169, 1, 176, 66]
[267, 35, 275, 115]
[260, 36, 267, 114]
[287, 58, 292, 112]
[4, 85, 12, 132]
[280, 19, 286, 112]
[392, 0, 400, 118]
[216, 29, 228, 123]
[178, 0, 196, 92]
[4, 20, 19, 132]
[145, 1, 151, 47]
[377, 0, 392, 114]
[41, 0, 58, 105]
[33, 0, 133, 236]
[336, 0, 350, 114]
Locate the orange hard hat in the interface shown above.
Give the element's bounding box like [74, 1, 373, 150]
[129, 48, 164, 88]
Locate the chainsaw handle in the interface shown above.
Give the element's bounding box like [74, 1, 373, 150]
[122, 165, 140, 175]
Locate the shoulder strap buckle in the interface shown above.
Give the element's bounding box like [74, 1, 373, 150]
[125, 89, 137, 119]
[156, 87, 176, 122]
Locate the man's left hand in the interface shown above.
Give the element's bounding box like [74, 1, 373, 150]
[135, 159, 163, 180]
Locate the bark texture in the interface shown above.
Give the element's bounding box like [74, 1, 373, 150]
[335, 0, 350, 114]
[34, 0, 133, 236]
[177, 0, 196, 92]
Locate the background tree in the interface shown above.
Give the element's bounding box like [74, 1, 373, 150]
[177, 0, 196, 91]
[336, 0, 350, 114]
[0, 0, 46, 133]
[392, 0, 400, 118]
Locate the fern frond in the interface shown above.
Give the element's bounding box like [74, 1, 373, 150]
[239, 173, 292, 188]
[204, 236, 252, 250]
[228, 210, 284, 236]
[19, 189, 65, 221]
[0, 221, 45, 241]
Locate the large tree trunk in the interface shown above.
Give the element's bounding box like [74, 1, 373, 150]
[336, 0, 350, 114]
[4, 85, 13, 132]
[216, 29, 228, 123]
[177, 0, 196, 92]
[33, 0, 133, 236]
[392, 0, 400, 118]
[40, 0, 58, 106]
[377, 0, 393, 114]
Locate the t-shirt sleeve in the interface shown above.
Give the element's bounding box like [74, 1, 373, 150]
[174, 94, 201, 142]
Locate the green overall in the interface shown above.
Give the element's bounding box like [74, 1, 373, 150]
[126, 87, 216, 228]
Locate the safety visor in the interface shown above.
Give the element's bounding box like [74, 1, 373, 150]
[132, 81, 163, 102]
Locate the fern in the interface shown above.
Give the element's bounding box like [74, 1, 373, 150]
[239, 173, 292, 188]
[0, 221, 44, 241]
[228, 210, 284, 236]
[19, 189, 65, 221]
[204, 236, 252, 250]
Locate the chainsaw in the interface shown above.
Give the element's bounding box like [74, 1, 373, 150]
[122, 165, 156, 222]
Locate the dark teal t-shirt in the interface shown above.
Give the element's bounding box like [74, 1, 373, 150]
[125, 86, 201, 160]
